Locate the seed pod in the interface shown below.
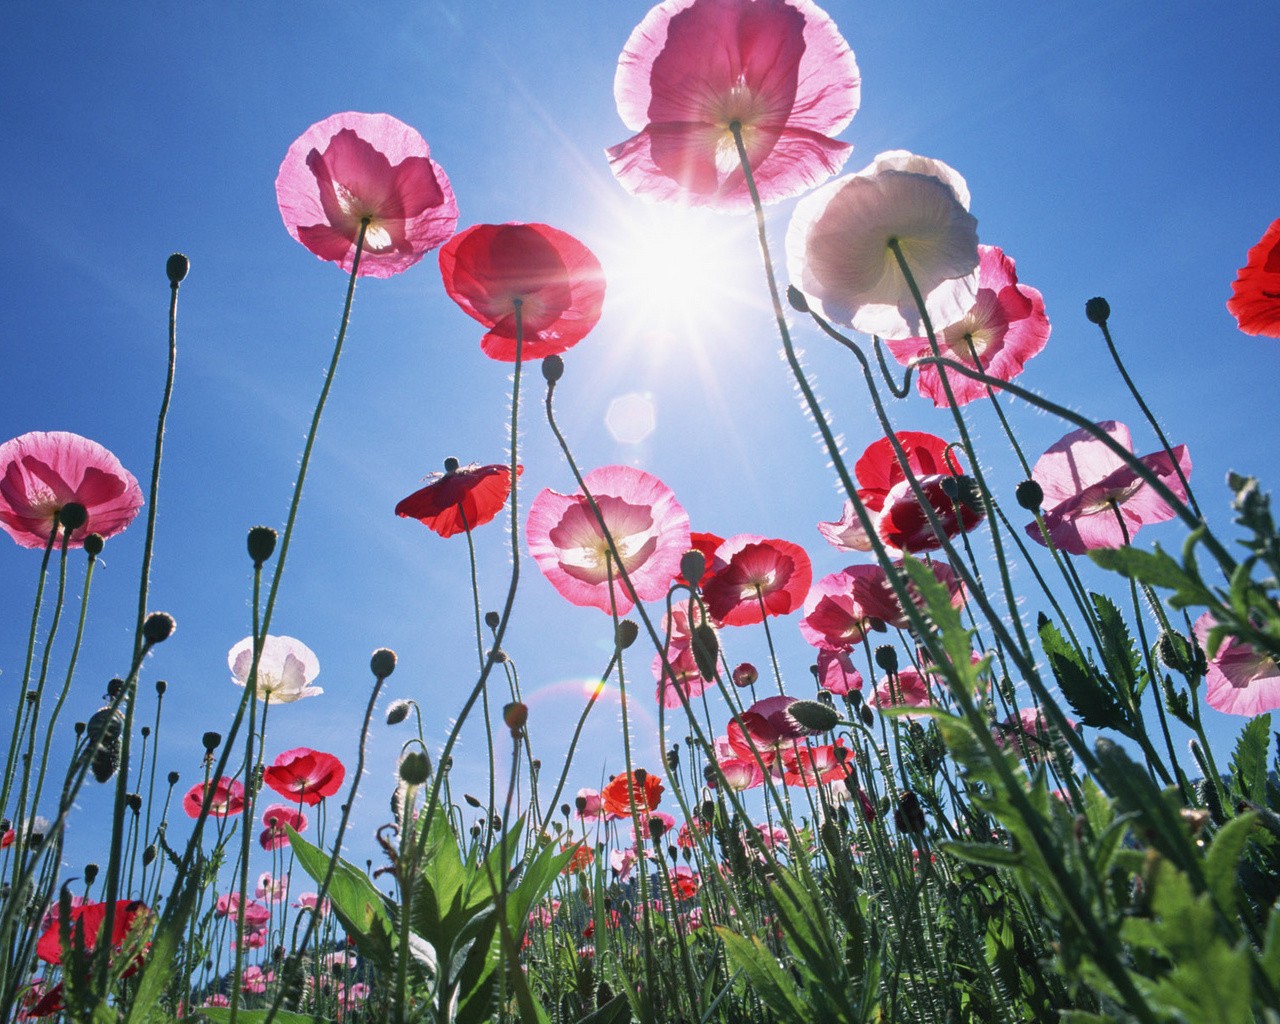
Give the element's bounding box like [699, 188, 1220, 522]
[86, 707, 125, 783]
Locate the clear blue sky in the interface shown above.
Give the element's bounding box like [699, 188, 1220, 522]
[2, 2, 1277, 878]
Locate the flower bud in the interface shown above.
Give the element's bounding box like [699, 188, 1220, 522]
[665, 745, 680, 771]
[634, 768, 647, 786]
[541, 355, 564, 383]
[648, 817, 666, 841]
[167, 771, 180, 786]
[126, 793, 142, 814]
[788, 699, 840, 734]
[484, 611, 501, 629]
[786, 285, 810, 313]
[370, 648, 397, 679]
[874, 645, 898, 673]
[859, 704, 874, 726]
[398, 751, 431, 785]
[464, 793, 482, 808]
[616, 620, 639, 649]
[155, 679, 167, 696]
[1156, 630, 1198, 676]
[575, 795, 588, 815]
[107, 678, 123, 699]
[385, 699, 411, 725]
[84, 863, 99, 886]
[679, 550, 706, 587]
[1015, 479, 1044, 512]
[732, 663, 757, 688]
[202, 731, 221, 753]
[503, 701, 528, 735]
[58, 502, 88, 533]
[893, 790, 927, 833]
[166, 252, 190, 285]
[84, 534, 104, 557]
[142, 612, 175, 645]
[1084, 296, 1111, 325]
[246, 526, 278, 566]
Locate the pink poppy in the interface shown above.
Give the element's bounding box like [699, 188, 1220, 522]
[817, 498, 873, 553]
[240, 965, 273, 995]
[276, 111, 458, 278]
[215, 893, 271, 929]
[607, 0, 860, 211]
[263, 748, 345, 807]
[884, 245, 1051, 407]
[293, 892, 330, 916]
[869, 667, 934, 719]
[1194, 612, 1280, 717]
[182, 777, 245, 818]
[669, 865, 700, 900]
[725, 695, 816, 768]
[527, 465, 691, 614]
[1025, 421, 1191, 556]
[439, 223, 606, 362]
[714, 756, 765, 791]
[779, 741, 851, 786]
[799, 564, 902, 651]
[993, 706, 1077, 763]
[1227, 217, 1280, 337]
[259, 803, 308, 851]
[786, 150, 980, 339]
[703, 534, 812, 626]
[395, 461, 520, 538]
[653, 605, 714, 708]
[0, 431, 143, 549]
[610, 846, 639, 882]
[256, 872, 289, 902]
[575, 787, 603, 820]
[815, 649, 863, 695]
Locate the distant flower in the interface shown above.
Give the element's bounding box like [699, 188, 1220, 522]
[527, 465, 691, 614]
[263, 748, 345, 806]
[576, 787, 604, 820]
[395, 461, 519, 538]
[241, 965, 272, 995]
[561, 842, 596, 875]
[276, 111, 458, 278]
[993, 706, 1077, 764]
[703, 534, 812, 626]
[601, 769, 665, 819]
[256, 872, 289, 902]
[714, 755, 765, 791]
[215, 893, 271, 929]
[608, 0, 859, 210]
[35, 900, 150, 964]
[183, 777, 245, 818]
[725, 695, 817, 768]
[0, 431, 143, 549]
[869, 666, 935, 719]
[676, 531, 724, 587]
[229, 635, 322, 704]
[885, 245, 1051, 406]
[786, 150, 980, 339]
[1227, 217, 1280, 337]
[631, 811, 676, 845]
[439, 223, 606, 361]
[1194, 612, 1280, 716]
[780, 741, 850, 786]
[259, 803, 308, 851]
[669, 865, 701, 900]
[610, 846, 639, 882]
[815, 649, 863, 695]
[1025, 421, 1190, 555]
[293, 892, 330, 916]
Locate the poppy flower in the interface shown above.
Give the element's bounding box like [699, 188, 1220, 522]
[259, 803, 308, 851]
[293, 893, 330, 916]
[576, 787, 604, 820]
[1227, 217, 1280, 337]
[439, 222, 606, 362]
[669, 866, 701, 900]
[276, 111, 458, 278]
[993, 706, 1077, 764]
[815, 649, 863, 695]
[786, 150, 980, 339]
[395, 461, 520, 538]
[601, 769, 665, 819]
[229, 635, 322, 704]
[0, 431, 143, 550]
[35, 900, 151, 964]
[676, 531, 724, 587]
[779, 741, 850, 786]
[182, 777, 245, 818]
[608, 0, 859, 211]
[256, 872, 289, 902]
[884, 245, 1051, 407]
[713, 755, 765, 791]
[1024, 421, 1190, 556]
[263, 748, 345, 806]
[527, 465, 691, 615]
[725, 695, 817, 769]
[653, 605, 714, 708]
[702, 534, 812, 626]
[1194, 612, 1280, 717]
[215, 893, 271, 929]
[799, 564, 902, 651]
[869, 666, 935, 719]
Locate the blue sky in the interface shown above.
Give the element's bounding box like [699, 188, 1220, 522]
[2, 2, 1278, 880]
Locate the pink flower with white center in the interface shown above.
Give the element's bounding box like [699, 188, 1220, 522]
[276, 112, 458, 278]
[885, 245, 1051, 407]
[1025, 421, 1191, 556]
[259, 803, 307, 851]
[610, 847, 639, 882]
[608, 0, 860, 211]
[869, 667, 934, 720]
[787, 150, 980, 339]
[817, 499, 873, 553]
[527, 465, 691, 614]
[815, 649, 863, 695]
[229, 635, 322, 704]
[654, 605, 715, 708]
[576, 788, 604, 820]
[715, 757, 765, 791]
[0, 431, 143, 549]
[255, 872, 288, 903]
[293, 892, 331, 916]
[799, 564, 902, 651]
[1194, 612, 1280, 717]
[234, 928, 268, 952]
[780, 741, 851, 786]
[703, 534, 812, 626]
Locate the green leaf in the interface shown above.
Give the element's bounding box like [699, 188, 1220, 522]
[198, 1011, 334, 1024]
[940, 840, 1024, 868]
[573, 993, 632, 1024]
[899, 557, 986, 695]
[716, 928, 809, 1019]
[123, 851, 204, 1024]
[1038, 614, 1133, 736]
[1088, 543, 1215, 609]
[1231, 713, 1272, 804]
[1205, 812, 1257, 918]
[1090, 593, 1146, 701]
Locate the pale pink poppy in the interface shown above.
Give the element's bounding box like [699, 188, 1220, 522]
[1194, 612, 1280, 717]
[0, 431, 143, 549]
[610, 846, 639, 882]
[229, 635, 322, 704]
[276, 112, 457, 278]
[1025, 421, 1191, 556]
[714, 756, 765, 791]
[786, 150, 980, 339]
[885, 245, 1051, 406]
[703, 534, 812, 626]
[653, 605, 714, 707]
[817, 499, 873, 553]
[259, 803, 307, 851]
[799, 564, 901, 651]
[608, 0, 860, 211]
[575, 787, 603, 820]
[240, 965, 272, 994]
[526, 465, 690, 614]
[255, 872, 289, 903]
[869, 666, 934, 719]
[292, 892, 331, 916]
[815, 649, 863, 695]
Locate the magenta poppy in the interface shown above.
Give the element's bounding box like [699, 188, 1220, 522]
[607, 0, 860, 211]
[259, 803, 308, 851]
[799, 564, 902, 651]
[182, 777, 245, 818]
[263, 747, 345, 806]
[0, 431, 143, 549]
[869, 666, 934, 719]
[214, 893, 271, 929]
[1227, 217, 1280, 338]
[703, 534, 812, 626]
[439, 223, 606, 362]
[276, 111, 458, 278]
[1025, 421, 1190, 555]
[526, 465, 690, 615]
[815, 649, 863, 695]
[884, 245, 1051, 407]
[1194, 612, 1280, 717]
[395, 461, 520, 538]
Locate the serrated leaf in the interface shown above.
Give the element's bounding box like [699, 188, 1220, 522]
[716, 928, 809, 1019]
[1039, 615, 1133, 736]
[1089, 543, 1215, 609]
[1231, 714, 1272, 804]
[1090, 593, 1146, 701]
[1205, 812, 1257, 918]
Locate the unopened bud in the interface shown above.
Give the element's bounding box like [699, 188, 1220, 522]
[202, 731, 221, 753]
[84, 534, 104, 557]
[732, 663, 757, 688]
[166, 252, 190, 285]
[84, 863, 99, 886]
[385, 699, 411, 725]
[464, 793, 482, 808]
[484, 611, 500, 629]
[155, 679, 167, 696]
[679, 550, 706, 587]
[1015, 479, 1044, 512]
[786, 285, 810, 313]
[142, 612, 175, 645]
[246, 526, 278, 566]
[503, 702, 528, 735]
[398, 751, 431, 785]
[370, 648, 397, 679]
[648, 817, 666, 841]
[788, 699, 840, 733]
[874, 645, 898, 673]
[167, 771, 180, 786]
[1084, 296, 1111, 325]
[443, 457, 460, 474]
[541, 355, 564, 383]
[616, 620, 639, 649]
[126, 793, 142, 814]
[1156, 630, 1197, 676]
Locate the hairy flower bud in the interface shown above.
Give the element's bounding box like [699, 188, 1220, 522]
[1015, 479, 1044, 512]
[246, 525, 278, 566]
[541, 355, 565, 383]
[142, 612, 175, 645]
[788, 699, 840, 734]
[398, 751, 431, 786]
[679, 549, 706, 587]
[484, 611, 501, 629]
[370, 648, 397, 679]
[202, 731, 221, 753]
[385, 699, 411, 725]
[1084, 296, 1111, 325]
[786, 284, 810, 313]
[166, 252, 190, 285]
[84, 533, 104, 557]
[58, 502, 88, 533]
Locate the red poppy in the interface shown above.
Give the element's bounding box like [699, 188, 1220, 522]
[561, 843, 596, 875]
[601, 769, 664, 819]
[439, 223, 607, 362]
[263, 747, 345, 806]
[1227, 217, 1280, 337]
[726, 695, 814, 766]
[676, 531, 724, 587]
[395, 461, 520, 539]
[35, 900, 151, 964]
[182, 776, 245, 818]
[702, 534, 812, 626]
[779, 741, 851, 786]
[669, 866, 700, 900]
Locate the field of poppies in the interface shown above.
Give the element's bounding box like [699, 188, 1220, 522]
[4, 1, 1280, 1022]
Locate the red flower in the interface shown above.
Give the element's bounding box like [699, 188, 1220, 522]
[799, 564, 902, 651]
[561, 843, 596, 875]
[395, 461, 520, 538]
[669, 866, 700, 900]
[439, 223, 606, 362]
[676, 531, 724, 587]
[182, 777, 245, 818]
[779, 741, 851, 786]
[263, 748, 345, 807]
[601, 770, 664, 819]
[702, 534, 812, 626]
[35, 900, 151, 965]
[1228, 217, 1280, 337]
